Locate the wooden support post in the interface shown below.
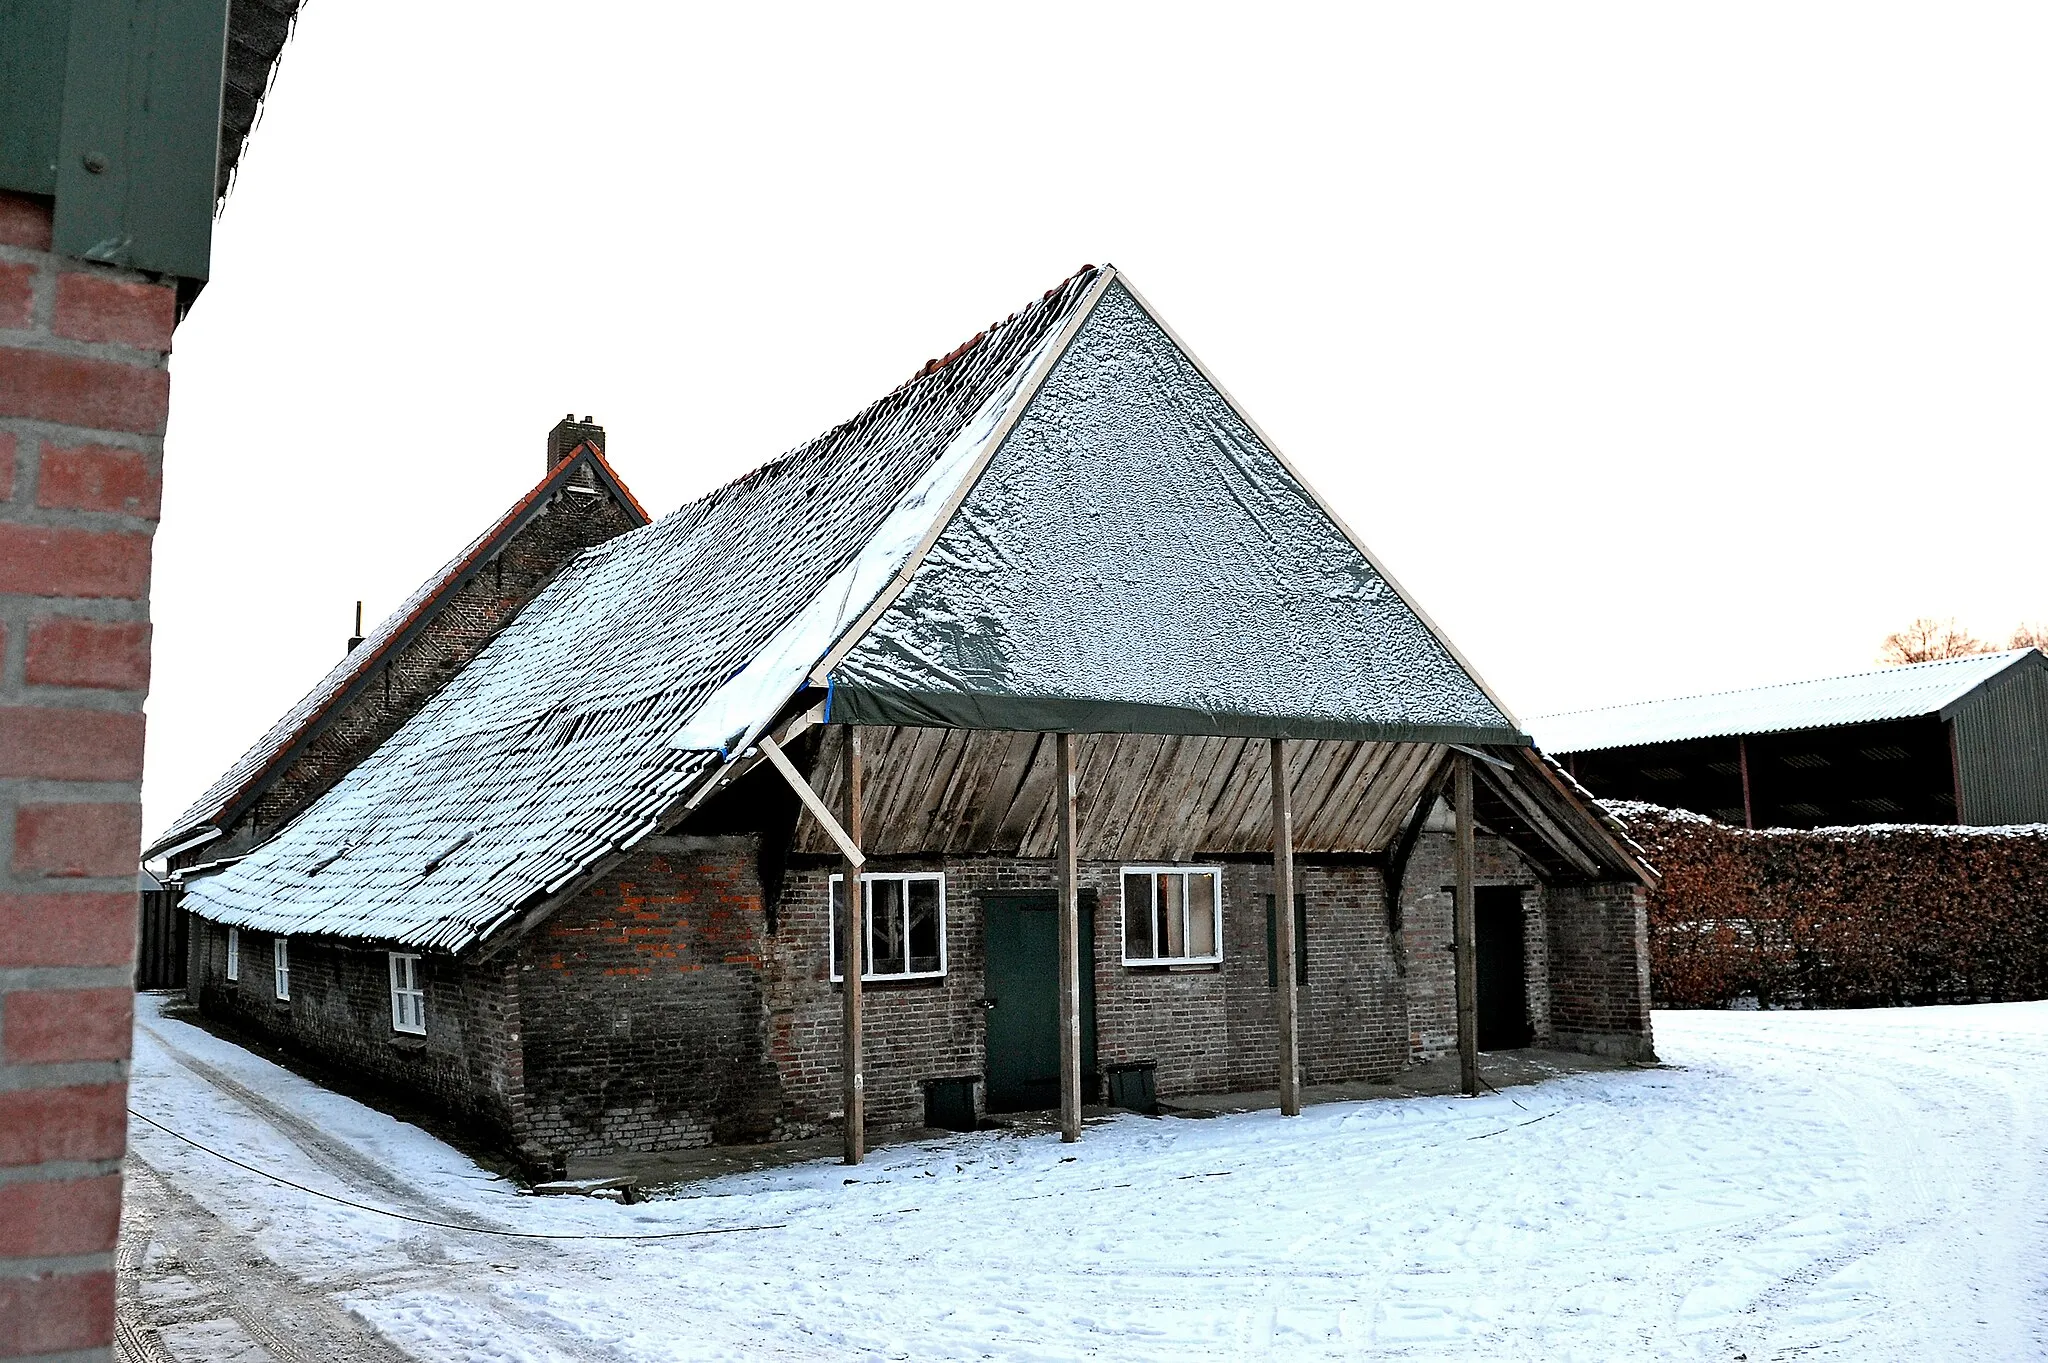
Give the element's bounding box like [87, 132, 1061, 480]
[1737, 735, 1755, 830]
[1947, 721, 1966, 825]
[1271, 738, 1301, 1117]
[1056, 732, 1083, 1143]
[1453, 752, 1479, 1097]
[841, 724, 865, 1165]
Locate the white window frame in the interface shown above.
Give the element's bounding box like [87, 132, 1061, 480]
[828, 871, 948, 982]
[388, 952, 426, 1035]
[226, 926, 239, 982]
[1120, 865, 1225, 967]
[273, 936, 290, 1000]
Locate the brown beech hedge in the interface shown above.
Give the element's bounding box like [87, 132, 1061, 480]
[1607, 802, 2048, 1009]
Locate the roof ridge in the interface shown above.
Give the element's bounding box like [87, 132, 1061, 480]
[904, 264, 1099, 384]
[653, 265, 1108, 527]
[148, 445, 650, 857]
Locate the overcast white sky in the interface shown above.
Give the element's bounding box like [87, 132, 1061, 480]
[146, 3, 2048, 838]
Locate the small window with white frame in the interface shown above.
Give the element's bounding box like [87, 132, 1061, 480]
[388, 952, 426, 1035]
[829, 872, 946, 981]
[273, 936, 290, 1000]
[1121, 866, 1223, 966]
[226, 926, 240, 982]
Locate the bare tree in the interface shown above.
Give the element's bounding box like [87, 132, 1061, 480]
[2012, 622, 2048, 653]
[1878, 617, 1996, 665]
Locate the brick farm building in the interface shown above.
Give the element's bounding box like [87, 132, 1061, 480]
[165, 267, 1658, 1172]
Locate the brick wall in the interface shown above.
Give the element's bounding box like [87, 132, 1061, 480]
[187, 920, 526, 1138]
[1219, 861, 1408, 1091]
[768, 852, 1415, 1132]
[0, 188, 169, 1359]
[516, 836, 785, 1158]
[767, 855, 1001, 1133]
[186, 829, 1653, 1166]
[1545, 881, 1655, 1060]
[1398, 828, 1552, 1061]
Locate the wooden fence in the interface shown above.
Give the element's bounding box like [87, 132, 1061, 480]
[138, 886, 187, 991]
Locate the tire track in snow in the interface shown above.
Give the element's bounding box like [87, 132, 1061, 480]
[1668, 1011, 2047, 1360]
[136, 1018, 506, 1234]
[128, 1017, 659, 1363]
[121, 1154, 422, 1363]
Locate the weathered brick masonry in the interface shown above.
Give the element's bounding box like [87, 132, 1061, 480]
[1400, 828, 1555, 1061]
[763, 842, 1556, 1134]
[188, 922, 525, 1136]
[1544, 880, 1653, 1059]
[515, 836, 784, 1157]
[186, 820, 1652, 1162]
[0, 188, 169, 1357]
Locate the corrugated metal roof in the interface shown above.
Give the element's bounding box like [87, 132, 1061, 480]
[1531, 650, 2039, 754]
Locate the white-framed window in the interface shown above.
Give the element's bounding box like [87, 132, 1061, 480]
[226, 926, 240, 982]
[273, 936, 291, 1000]
[1121, 866, 1223, 966]
[388, 952, 426, 1035]
[829, 872, 947, 981]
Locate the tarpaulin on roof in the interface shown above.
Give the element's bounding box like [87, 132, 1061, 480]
[829, 282, 1525, 746]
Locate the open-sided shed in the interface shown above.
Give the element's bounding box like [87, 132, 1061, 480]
[1534, 650, 2048, 829]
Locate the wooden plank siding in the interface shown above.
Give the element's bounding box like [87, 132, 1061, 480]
[789, 728, 1486, 862]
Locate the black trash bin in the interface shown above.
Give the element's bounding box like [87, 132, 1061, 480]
[923, 1074, 981, 1132]
[1104, 1060, 1158, 1115]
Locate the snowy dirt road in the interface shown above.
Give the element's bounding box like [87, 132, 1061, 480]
[120, 997, 2048, 1361]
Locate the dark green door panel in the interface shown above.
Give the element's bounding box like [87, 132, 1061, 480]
[983, 892, 1096, 1112]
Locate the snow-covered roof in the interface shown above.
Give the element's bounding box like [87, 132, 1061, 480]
[181, 270, 1108, 948]
[147, 445, 648, 860]
[1532, 650, 2042, 755]
[182, 265, 1524, 951]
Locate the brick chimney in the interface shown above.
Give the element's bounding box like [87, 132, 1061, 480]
[546, 413, 605, 472]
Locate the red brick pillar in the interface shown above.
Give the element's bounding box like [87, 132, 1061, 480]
[0, 188, 168, 1360]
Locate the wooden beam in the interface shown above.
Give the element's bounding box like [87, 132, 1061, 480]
[994, 733, 1057, 852]
[968, 730, 1043, 851]
[841, 725, 866, 1166]
[757, 735, 865, 868]
[1349, 742, 1428, 851]
[1738, 735, 1755, 829]
[1947, 721, 1966, 825]
[1507, 748, 1659, 889]
[1271, 738, 1302, 1117]
[1454, 753, 1479, 1097]
[1384, 750, 1451, 911]
[1471, 761, 1605, 880]
[1056, 732, 1083, 1143]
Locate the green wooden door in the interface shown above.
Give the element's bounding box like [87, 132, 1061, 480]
[983, 892, 1096, 1112]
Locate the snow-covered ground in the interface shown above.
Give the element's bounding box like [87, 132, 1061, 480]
[122, 997, 2048, 1361]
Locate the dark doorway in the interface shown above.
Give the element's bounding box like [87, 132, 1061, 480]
[983, 892, 1097, 1112]
[1475, 886, 1531, 1050]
